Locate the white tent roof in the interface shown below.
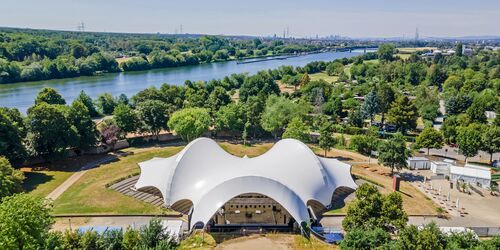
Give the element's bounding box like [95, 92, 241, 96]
[135, 137, 357, 230]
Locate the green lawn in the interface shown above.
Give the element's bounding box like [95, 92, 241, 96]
[23, 154, 108, 198]
[309, 72, 338, 83]
[24, 170, 75, 198]
[52, 147, 184, 214]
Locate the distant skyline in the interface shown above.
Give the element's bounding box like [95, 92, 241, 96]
[2, 0, 500, 38]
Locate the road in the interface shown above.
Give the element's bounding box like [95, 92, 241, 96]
[420, 145, 500, 164]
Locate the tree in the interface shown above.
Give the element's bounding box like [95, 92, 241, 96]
[349, 135, 378, 156]
[482, 126, 500, 164]
[68, 101, 98, 150]
[214, 103, 245, 136]
[376, 83, 395, 125]
[207, 86, 231, 115]
[35, 87, 66, 105]
[239, 71, 279, 102]
[260, 95, 308, 138]
[139, 218, 176, 248]
[318, 121, 337, 157]
[387, 96, 418, 134]
[0, 108, 26, 166]
[326, 61, 344, 76]
[113, 104, 139, 135]
[455, 43, 463, 57]
[342, 183, 407, 232]
[340, 227, 390, 250]
[137, 100, 170, 138]
[0, 157, 24, 200]
[26, 103, 76, 159]
[0, 194, 54, 249]
[74, 90, 99, 117]
[361, 90, 379, 123]
[168, 108, 211, 142]
[95, 93, 117, 115]
[282, 117, 310, 142]
[97, 119, 120, 150]
[427, 64, 447, 88]
[378, 44, 395, 61]
[377, 133, 410, 175]
[416, 127, 444, 155]
[348, 107, 364, 128]
[466, 98, 487, 123]
[456, 124, 483, 163]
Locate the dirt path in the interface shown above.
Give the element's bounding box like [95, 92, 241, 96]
[215, 235, 294, 250]
[46, 155, 117, 200]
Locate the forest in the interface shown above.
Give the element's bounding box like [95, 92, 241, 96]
[0, 27, 327, 83]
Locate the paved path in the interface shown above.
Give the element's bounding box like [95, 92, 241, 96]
[420, 145, 500, 164]
[53, 215, 185, 231]
[46, 155, 117, 200]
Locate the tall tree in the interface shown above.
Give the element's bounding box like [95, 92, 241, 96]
[34, 87, 66, 105]
[378, 44, 395, 61]
[26, 103, 76, 159]
[456, 124, 483, 163]
[68, 101, 98, 150]
[482, 126, 500, 164]
[113, 104, 139, 135]
[137, 100, 170, 138]
[318, 121, 337, 157]
[342, 183, 408, 232]
[415, 127, 444, 155]
[387, 96, 418, 134]
[0, 157, 25, 200]
[168, 108, 211, 142]
[95, 93, 117, 115]
[0, 108, 27, 166]
[214, 103, 245, 136]
[282, 117, 310, 142]
[376, 83, 395, 126]
[207, 86, 231, 116]
[377, 133, 410, 175]
[0, 194, 54, 249]
[260, 95, 309, 138]
[361, 90, 379, 123]
[74, 90, 99, 117]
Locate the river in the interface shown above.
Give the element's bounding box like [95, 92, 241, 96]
[0, 50, 373, 113]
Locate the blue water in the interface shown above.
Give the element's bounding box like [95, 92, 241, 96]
[0, 50, 373, 113]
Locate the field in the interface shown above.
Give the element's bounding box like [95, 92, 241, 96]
[23, 154, 112, 197]
[309, 72, 338, 83]
[52, 146, 184, 214]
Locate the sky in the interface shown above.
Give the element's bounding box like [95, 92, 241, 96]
[1, 0, 499, 38]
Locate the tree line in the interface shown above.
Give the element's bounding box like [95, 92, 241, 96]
[0, 28, 325, 83]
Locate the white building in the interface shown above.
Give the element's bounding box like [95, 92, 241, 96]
[449, 164, 491, 188]
[134, 137, 357, 231]
[407, 157, 430, 170]
[431, 159, 455, 175]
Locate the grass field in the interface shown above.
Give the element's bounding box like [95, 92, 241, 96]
[309, 72, 338, 83]
[52, 146, 184, 214]
[23, 154, 111, 197]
